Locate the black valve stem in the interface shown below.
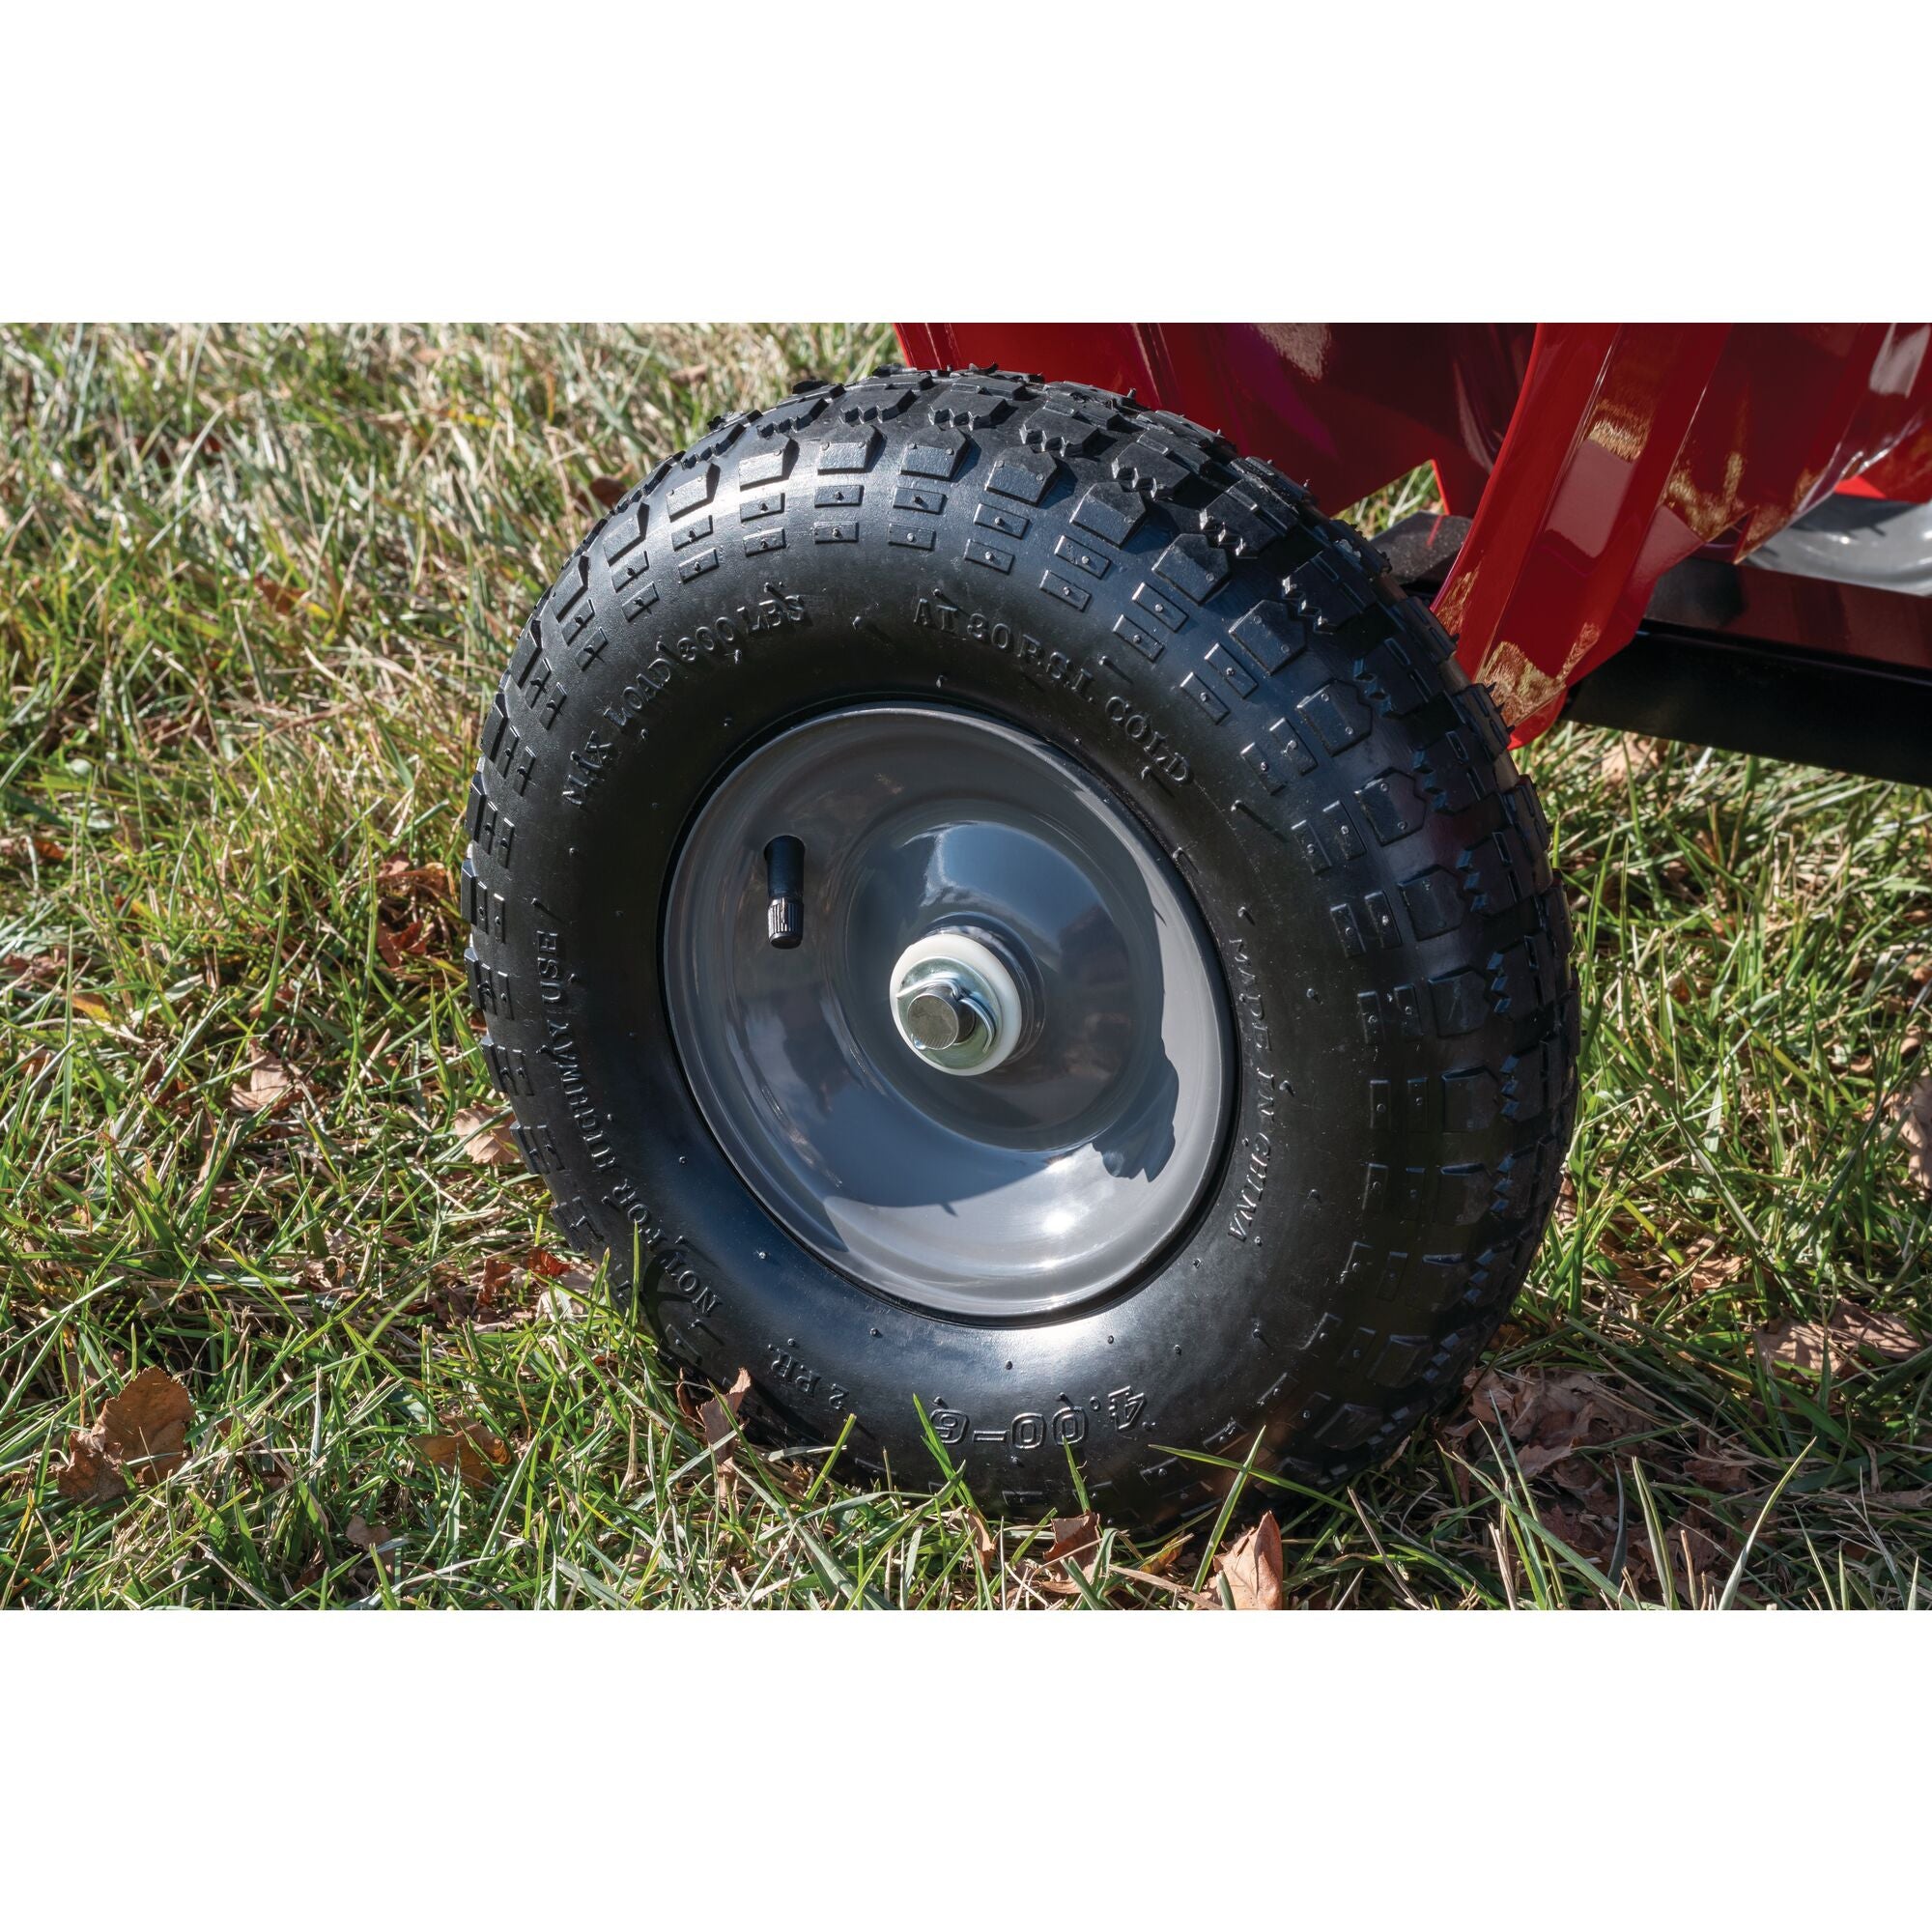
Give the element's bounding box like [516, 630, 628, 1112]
[764, 836, 805, 949]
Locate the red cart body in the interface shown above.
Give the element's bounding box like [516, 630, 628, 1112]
[896, 324, 1932, 781]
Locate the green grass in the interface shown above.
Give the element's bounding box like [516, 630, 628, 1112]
[3, 325, 1928, 1608]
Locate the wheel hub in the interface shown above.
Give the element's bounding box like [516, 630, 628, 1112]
[662, 704, 1234, 1319]
[887, 930, 1026, 1075]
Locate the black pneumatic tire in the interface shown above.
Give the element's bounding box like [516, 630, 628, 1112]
[465, 367, 1577, 1526]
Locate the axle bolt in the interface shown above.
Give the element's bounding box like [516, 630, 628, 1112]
[901, 978, 987, 1053]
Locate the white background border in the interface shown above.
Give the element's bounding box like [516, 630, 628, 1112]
[5, 1612, 1926, 1922]
[5, 0, 1926, 319]
[4, 1, 1927, 1915]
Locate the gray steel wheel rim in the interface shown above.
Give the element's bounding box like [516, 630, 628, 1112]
[663, 704, 1233, 1318]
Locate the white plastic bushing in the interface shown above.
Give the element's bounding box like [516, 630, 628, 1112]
[887, 931, 1025, 1076]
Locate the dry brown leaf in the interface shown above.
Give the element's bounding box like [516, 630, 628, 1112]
[444, 1251, 589, 1331]
[1212, 1512, 1283, 1609]
[1457, 1366, 1640, 1485]
[587, 474, 628, 508]
[412, 1417, 509, 1488]
[1831, 1302, 1920, 1361]
[1537, 1483, 1624, 1570]
[1552, 1172, 1578, 1231]
[1754, 1299, 1921, 1379]
[1894, 1076, 1932, 1194]
[5, 948, 68, 986]
[453, 1246, 594, 1325]
[453, 1105, 517, 1166]
[0, 832, 67, 865]
[1135, 1531, 1191, 1579]
[1513, 1477, 1717, 1599]
[458, 1254, 526, 1327]
[1517, 1499, 1728, 1606]
[1474, 1470, 1663, 1592]
[56, 1367, 192, 1503]
[667, 364, 709, 387]
[231, 1051, 297, 1116]
[1684, 1452, 1757, 1494]
[374, 861, 452, 977]
[1041, 1511, 1101, 1580]
[696, 1367, 753, 1507]
[71, 991, 116, 1025]
[1601, 735, 1664, 786]
[696, 1367, 752, 1448]
[967, 1510, 999, 1574]
[376, 917, 429, 969]
[346, 1514, 398, 1571]
[1685, 1242, 1749, 1294]
[376, 857, 451, 903]
[254, 574, 306, 617]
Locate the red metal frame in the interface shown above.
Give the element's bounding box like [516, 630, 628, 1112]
[895, 323, 1932, 744]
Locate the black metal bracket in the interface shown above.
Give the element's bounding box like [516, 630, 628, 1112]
[1560, 615, 1932, 787]
[1378, 512, 1932, 787]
